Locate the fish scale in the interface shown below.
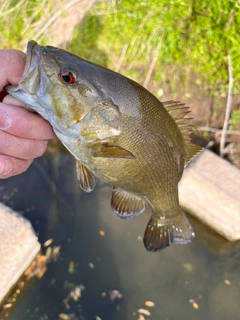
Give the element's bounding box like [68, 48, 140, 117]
[6, 40, 202, 252]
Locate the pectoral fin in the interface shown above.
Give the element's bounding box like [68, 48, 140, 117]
[76, 161, 97, 193]
[92, 143, 135, 159]
[111, 187, 145, 219]
[80, 99, 122, 142]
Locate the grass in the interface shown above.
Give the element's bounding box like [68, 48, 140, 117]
[1, 0, 240, 130]
[68, 0, 240, 129]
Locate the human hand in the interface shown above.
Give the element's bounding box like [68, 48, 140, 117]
[0, 49, 55, 178]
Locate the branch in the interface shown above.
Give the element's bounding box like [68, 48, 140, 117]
[198, 127, 240, 136]
[220, 53, 233, 157]
[143, 35, 163, 88]
[32, 0, 96, 41]
[115, 43, 129, 72]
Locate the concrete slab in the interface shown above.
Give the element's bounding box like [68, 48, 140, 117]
[0, 203, 40, 305]
[179, 149, 240, 241]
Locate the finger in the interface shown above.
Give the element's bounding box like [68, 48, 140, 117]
[2, 94, 29, 108]
[0, 155, 32, 179]
[0, 50, 26, 91]
[0, 102, 55, 140]
[0, 130, 48, 160]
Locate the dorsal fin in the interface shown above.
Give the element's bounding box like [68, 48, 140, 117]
[163, 101, 202, 163]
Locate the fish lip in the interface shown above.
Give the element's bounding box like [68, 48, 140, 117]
[5, 40, 40, 94]
[14, 40, 43, 95]
[21, 40, 40, 81]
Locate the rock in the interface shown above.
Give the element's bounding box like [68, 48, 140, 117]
[179, 149, 240, 241]
[0, 203, 40, 305]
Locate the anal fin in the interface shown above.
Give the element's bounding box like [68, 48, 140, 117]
[111, 187, 145, 219]
[144, 208, 195, 252]
[76, 161, 97, 193]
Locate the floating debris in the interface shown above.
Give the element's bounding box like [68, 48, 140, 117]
[192, 302, 199, 309]
[59, 313, 79, 320]
[145, 301, 155, 307]
[98, 230, 105, 236]
[224, 279, 231, 285]
[3, 303, 12, 309]
[109, 290, 123, 302]
[138, 309, 151, 316]
[89, 262, 95, 270]
[68, 261, 76, 274]
[96, 316, 102, 320]
[101, 292, 106, 297]
[59, 314, 71, 320]
[43, 238, 54, 247]
[137, 236, 142, 242]
[24, 245, 61, 280]
[181, 262, 193, 272]
[189, 299, 199, 309]
[63, 285, 85, 309]
[24, 255, 47, 279]
[46, 245, 61, 262]
[72, 286, 84, 301]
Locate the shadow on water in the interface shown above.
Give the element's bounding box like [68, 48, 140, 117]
[1, 142, 240, 320]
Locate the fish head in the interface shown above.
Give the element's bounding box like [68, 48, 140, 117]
[6, 40, 106, 139]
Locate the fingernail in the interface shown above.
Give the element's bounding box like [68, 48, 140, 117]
[0, 160, 12, 176]
[0, 108, 10, 129]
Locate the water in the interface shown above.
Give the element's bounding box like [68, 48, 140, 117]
[0, 144, 240, 320]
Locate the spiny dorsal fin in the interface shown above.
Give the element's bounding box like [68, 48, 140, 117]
[163, 100, 202, 164]
[163, 101, 191, 121]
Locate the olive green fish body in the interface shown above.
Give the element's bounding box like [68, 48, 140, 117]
[6, 41, 201, 252]
[58, 75, 185, 198]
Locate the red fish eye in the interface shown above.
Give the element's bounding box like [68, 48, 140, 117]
[60, 71, 77, 84]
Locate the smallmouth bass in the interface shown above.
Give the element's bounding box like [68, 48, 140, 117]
[6, 40, 202, 252]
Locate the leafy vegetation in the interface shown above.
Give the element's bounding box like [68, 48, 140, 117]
[69, 0, 240, 94]
[1, 0, 240, 130]
[230, 109, 240, 130]
[0, 0, 62, 49]
[68, 0, 240, 132]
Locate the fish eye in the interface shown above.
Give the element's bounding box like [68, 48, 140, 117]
[60, 70, 77, 84]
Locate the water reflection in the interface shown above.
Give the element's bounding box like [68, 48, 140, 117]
[0, 142, 240, 320]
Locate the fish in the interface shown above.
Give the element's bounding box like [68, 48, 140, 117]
[6, 40, 202, 252]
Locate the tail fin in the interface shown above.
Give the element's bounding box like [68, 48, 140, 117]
[143, 208, 194, 252]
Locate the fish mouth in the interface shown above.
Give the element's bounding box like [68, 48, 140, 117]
[17, 40, 42, 95]
[6, 40, 42, 96]
[21, 40, 39, 80]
